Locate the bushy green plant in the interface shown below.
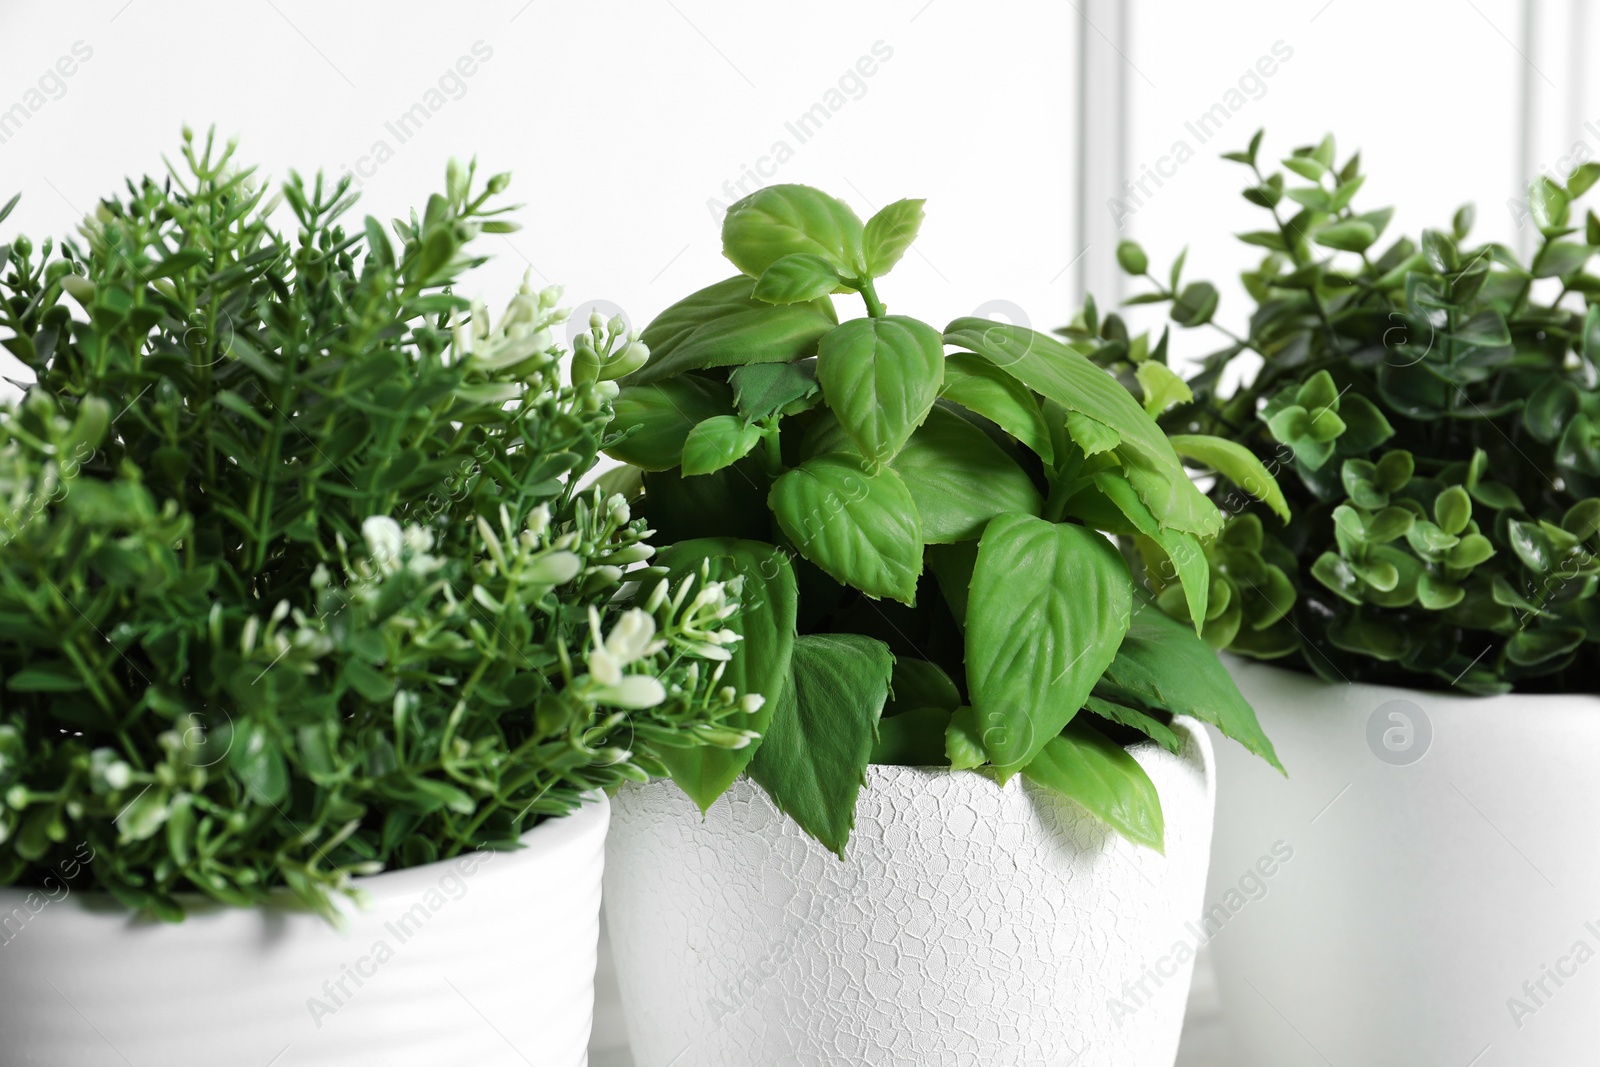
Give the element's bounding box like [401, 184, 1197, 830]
[0, 133, 755, 919]
[607, 184, 1282, 856]
[1110, 131, 1600, 695]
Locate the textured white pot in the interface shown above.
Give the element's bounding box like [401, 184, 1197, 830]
[0, 793, 609, 1067]
[1207, 660, 1600, 1067]
[604, 718, 1215, 1067]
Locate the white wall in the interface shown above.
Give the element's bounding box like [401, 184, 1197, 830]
[0, 0, 1084, 399]
[1121, 0, 1528, 371]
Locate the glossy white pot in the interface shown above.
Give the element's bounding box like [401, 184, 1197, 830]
[1208, 660, 1600, 1067]
[0, 794, 609, 1067]
[605, 719, 1215, 1067]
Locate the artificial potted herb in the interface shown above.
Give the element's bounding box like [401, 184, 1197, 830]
[0, 134, 755, 1066]
[597, 183, 1283, 1064]
[1115, 132, 1600, 1066]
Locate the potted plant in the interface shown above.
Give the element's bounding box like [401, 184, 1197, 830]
[598, 183, 1283, 1064]
[1117, 132, 1600, 1066]
[0, 133, 756, 1066]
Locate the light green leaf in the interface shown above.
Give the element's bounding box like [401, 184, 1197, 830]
[681, 415, 764, 476]
[944, 706, 987, 770]
[750, 633, 894, 855]
[1134, 361, 1193, 417]
[753, 253, 842, 304]
[862, 198, 926, 278]
[723, 184, 865, 277]
[966, 514, 1132, 770]
[631, 275, 836, 385]
[1066, 410, 1121, 456]
[1022, 722, 1164, 851]
[816, 315, 944, 464]
[1167, 434, 1290, 522]
[769, 454, 922, 603]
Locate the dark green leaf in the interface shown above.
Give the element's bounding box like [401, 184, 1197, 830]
[750, 633, 894, 855]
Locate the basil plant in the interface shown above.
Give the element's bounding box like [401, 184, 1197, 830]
[0, 135, 757, 919]
[606, 184, 1282, 854]
[1110, 131, 1600, 695]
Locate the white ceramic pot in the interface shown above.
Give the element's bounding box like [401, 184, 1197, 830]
[1207, 659, 1600, 1067]
[0, 794, 609, 1067]
[604, 719, 1215, 1067]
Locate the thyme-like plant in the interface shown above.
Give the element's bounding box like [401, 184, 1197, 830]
[0, 134, 754, 919]
[608, 184, 1282, 856]
[1109, 131, 1600, 695]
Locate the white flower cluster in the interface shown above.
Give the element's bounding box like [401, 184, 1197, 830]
[450, 270, 568, 374]
[360, 516, 443, 577]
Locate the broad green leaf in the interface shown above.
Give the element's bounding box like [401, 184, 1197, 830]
[803, 405, 1042, 544]
[943, 320, 1220, 536]
[729, 361, 819, 421]
[607, 376, 734, 471]
[1022, 721, 1164, 851]
[862, 198, 926, 278]
[769, 455, 922, 603]
[753, 253, 842, 304]
[870, 706, 951, 766]
[966, 514, 1132, 770]
[1167, 434, 1290, 521]
[723, 184, 865, 277]
[631, 275, 836, 385]
[654, 539, 798, 810]
[816, 315, 944, 464]
[1098, 604, 1283, 772]
[939, 351, 1054, 463]
[681, 416, 764, 476]
[892, 409, 1041, 543]
[750, 633, 894, 855]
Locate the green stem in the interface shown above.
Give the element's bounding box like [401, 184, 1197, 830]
[858, 279, 886, 318]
